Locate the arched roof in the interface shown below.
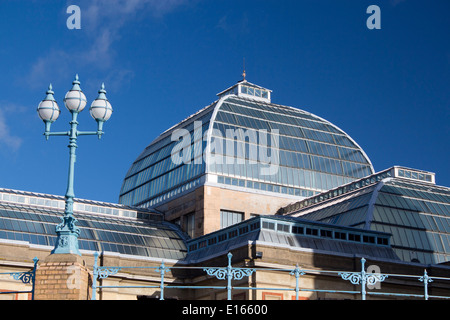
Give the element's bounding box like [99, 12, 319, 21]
[0, 189, 188, 260]
[284, 167, 449, 265]
[119, 81, 374, 208]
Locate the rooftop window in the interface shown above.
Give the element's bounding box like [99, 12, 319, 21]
[240, 85, 269, 99]
[187, 217, 391, 253]
[216, 81, 272, 102]
[395, 167, 434, 184]
[0, 191, 138, 219]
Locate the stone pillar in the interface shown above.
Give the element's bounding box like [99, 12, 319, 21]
[34, 254, 91, 300]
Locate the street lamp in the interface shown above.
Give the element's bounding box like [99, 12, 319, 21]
[37, 75, 113, 256]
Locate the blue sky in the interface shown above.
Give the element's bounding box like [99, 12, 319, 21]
[0, 0, 448, 204]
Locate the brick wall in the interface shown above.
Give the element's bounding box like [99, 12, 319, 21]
[34, 254, 91, 300]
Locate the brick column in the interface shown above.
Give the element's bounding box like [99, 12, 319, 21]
[34, 254, 91, 300]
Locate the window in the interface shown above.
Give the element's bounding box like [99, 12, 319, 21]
[377, 237, 388, 246]
[198, 240, 207, 248]
[363, 235, 375, 244]
[335, 231, 347, 240]
[306, 228, 318, 236]
[277, 223, 290, 232]
[220, 210, 244, 229]
[262, 221, 275, 230]
[250, 222, 259, 231]
[218, 233, 228, 242]
[320, 230, 333, 238]
[239, 226, 249, 235]
[228, 229, 238, 238]
[348, 233, 361, 242]
[240, 85, 270, 101]
[292, 226, 304, 234]
[185, 212, 195, 238]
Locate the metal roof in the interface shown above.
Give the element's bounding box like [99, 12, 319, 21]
[0, 189, 188, 260]
[283, 168, 450, 264]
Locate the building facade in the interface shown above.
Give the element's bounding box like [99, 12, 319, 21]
[0, 79, 449, 300]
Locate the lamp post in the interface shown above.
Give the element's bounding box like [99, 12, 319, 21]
[37, 75, 113, 256]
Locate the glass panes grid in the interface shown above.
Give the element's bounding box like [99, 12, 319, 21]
[0, 204, 187, 260]
[208, 97, 373, 194]
[240, 84, 269, 99]
[0, 191, 138, 219]
[119, 109, 214, 206]
[297, 178, 450, 264]
[397, 168, 433, 183]
[120, 93, 374, 207]
[188, 216, 391, 254]
[369, 180, 450, 264]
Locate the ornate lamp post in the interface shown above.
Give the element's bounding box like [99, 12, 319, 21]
[37, 75, 113, 256]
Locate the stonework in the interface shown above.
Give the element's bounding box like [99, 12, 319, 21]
[34, 254, 91, 300]
[158, 185, 295, 238]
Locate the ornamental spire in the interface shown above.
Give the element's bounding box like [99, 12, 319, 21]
[242, 58, 246, 81]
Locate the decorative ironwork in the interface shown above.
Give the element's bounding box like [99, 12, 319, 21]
[10, 272, 34, 284]
[290, 265, 306, 300]
[0, 257, 39, 299]
[90, 253, 450, 301]
[232, 268, 255, 281]
[289, 266, 306, 277]
[340, 271, 387, 285]
[204, 268, 227, 280]
[339, 257, 388, 300]
[419, 270, 433, 284]
[203, 252, 255, 300]
[340, 272, 362, 285]
[157, 261, 171, 300]
[38, 76, 112, 256]
[97, 267, 121, 279]
[203, 253, 255, 281]
[419, 270, 433, 300]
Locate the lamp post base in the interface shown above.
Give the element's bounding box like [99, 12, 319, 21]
[52, 211, 82, 256]
[51, 232, 81, 256]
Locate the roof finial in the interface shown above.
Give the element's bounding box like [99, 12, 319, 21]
[242, 58, 246, 81]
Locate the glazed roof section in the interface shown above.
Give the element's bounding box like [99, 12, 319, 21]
[208, 94, 374, 197]
[281, 167, 449, 264]
[0, 188, 188, 260]
[119, 80, 374, 208]
[186, 215, 397, 263]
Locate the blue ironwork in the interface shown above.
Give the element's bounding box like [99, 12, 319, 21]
[92, 251, 123, 300]
[419, 270, 433, 300]
[157, 261, 171, 300]
[339, 257, 388, 300]
[289, 264, 306, 300]
[91, 252, 450, 300]
[38, 76, 111, 256]
[0, 257, 39, 299]
[203, 252, 255, 300]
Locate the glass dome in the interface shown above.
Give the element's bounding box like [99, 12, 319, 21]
[119, 81, 374, 208]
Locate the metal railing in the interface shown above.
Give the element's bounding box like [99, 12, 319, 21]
[0, 257, 39, 300]
[92, 252, 450, 300]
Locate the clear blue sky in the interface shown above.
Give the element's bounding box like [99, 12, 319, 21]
[0, 0, 448, 204]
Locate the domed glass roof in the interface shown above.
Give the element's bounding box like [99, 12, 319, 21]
[119, 80, 374, 208]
